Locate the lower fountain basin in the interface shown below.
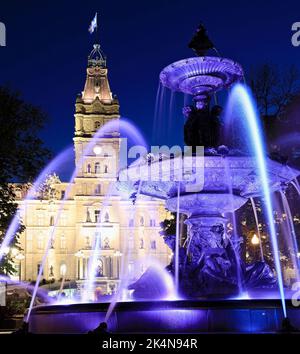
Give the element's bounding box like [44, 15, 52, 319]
[28, 299, 300, 334]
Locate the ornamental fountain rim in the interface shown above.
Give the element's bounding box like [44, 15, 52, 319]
[159, 56, 244, 100]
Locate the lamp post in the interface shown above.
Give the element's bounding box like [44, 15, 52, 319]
[251, 233, 263, 261]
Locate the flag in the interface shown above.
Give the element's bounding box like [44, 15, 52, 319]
[88, 13, 97, 34]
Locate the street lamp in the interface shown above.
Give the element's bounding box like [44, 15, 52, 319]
[251, 234, 260, 245]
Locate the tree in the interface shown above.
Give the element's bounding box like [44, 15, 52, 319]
[0, 86, 51, 275]
[250, 64, 300, 118]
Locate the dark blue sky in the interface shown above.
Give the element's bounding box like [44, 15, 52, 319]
[1, 0, 300, 155]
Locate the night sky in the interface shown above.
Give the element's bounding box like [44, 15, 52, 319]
[1, 0, 300, 158]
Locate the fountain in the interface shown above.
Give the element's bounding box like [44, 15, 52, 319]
[21, 25, 300, 333]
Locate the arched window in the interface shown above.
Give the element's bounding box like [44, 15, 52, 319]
[60, 263, 67, 277]
[94, 210, 101, 223]
[87, 164, 91, 173]
[103, 237, 110, 249]
[94, 121, 101, 130]
[37, 263, 43, 276]
[140, 216, 144, 226]
[140, 238, 144, 249]
[104, 212, 109, 222]
[37, 234, 44, 250]
[60, 235, 66, 250]
[95, 259, 103, 277]
[95, 184, 101, 195]
[95, 162, 100, 174]
[104, 165, 108, 173]
[150, 219, 156, 227]
[50, 216, 54, 226]
[150, 240, 156, 250]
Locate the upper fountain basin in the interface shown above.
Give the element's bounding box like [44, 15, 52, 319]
[117, 154, 299, 201]
[159, 57, 244, 99]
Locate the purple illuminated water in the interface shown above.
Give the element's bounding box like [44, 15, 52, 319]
[83, 182, 114, 302]
[174, 183, 180, 292]
[279, 190, 300, 281]
[25, 118, 148, 321]
[224, 83, 287, 317]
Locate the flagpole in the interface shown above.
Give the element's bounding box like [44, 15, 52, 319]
[95, 12, 99, 44]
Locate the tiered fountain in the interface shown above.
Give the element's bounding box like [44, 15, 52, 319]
[27, 25, 300, 334]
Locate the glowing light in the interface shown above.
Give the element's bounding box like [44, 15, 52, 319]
[93, 145, 102, 155]
[251, 234, 260, 245]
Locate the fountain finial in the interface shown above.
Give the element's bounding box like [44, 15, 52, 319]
[188, 24, 215, 56]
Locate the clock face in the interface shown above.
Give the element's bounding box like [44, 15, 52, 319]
[93, 145, 102, 155]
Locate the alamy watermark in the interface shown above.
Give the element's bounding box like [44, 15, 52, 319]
[118, 139, 205, 193]
[0, 22, 5, 46]
[291, 22, 300, 47]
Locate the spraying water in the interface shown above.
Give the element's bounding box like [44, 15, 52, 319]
[25, 118, 148, 321]
[174, 183, 180, 293]
[83, 182, 114, 302]
[279, 190, 300, 281]
[105, 180, 143, 322]
[225, 83, 287, 317]
[224, 157, 243, 294]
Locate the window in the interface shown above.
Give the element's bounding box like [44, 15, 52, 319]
[95, 162, 100, 174]
[86, 208, 92, 222]
[50, 216, 54, 226]
[94, 121, 101, 130]
[150, 219, 156, 227]
[103, 237, 110, 249]
[104, 212, 109, 222]
[95, 210, 101, 223]
[129, 235, 134, 249]
[60, 263, 67, 277]
[140, 216, 144, 226]
[60, 214, 67, 226]
[37, 263, 43, 276]
[37, 234, 44, 250]
[61, 190, 65, 200]
[95, 184, 101, 195]
[139, 238, 144, 249]
[85, 236, 91, 249]
[60, 235, 66, 250]
[150, 240, 156, 250]
[95, 259, 103, 277]
[104, 165, 108, 173]
[128, 261, 134, 276]
[87, 164, 91, 173]
[37, 214, 43, 226]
